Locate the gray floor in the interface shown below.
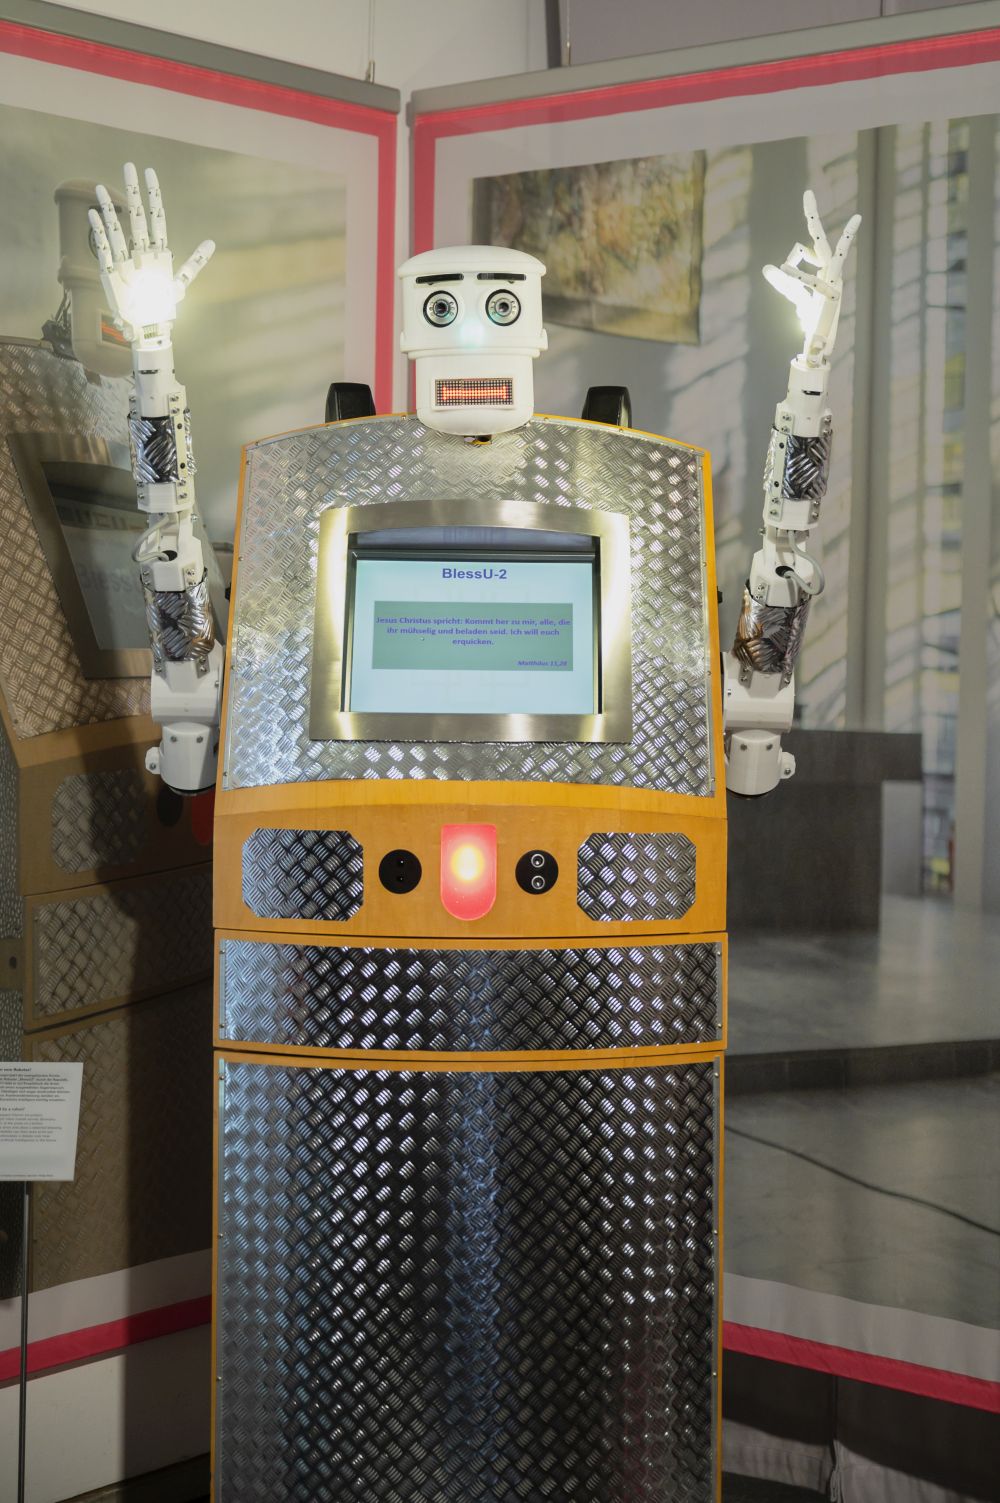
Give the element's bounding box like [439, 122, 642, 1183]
[725, 1073, 1000, 1328]
[728, 895, 1000, 1055]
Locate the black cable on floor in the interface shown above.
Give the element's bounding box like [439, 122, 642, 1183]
[727, 1126, 1000, 1237]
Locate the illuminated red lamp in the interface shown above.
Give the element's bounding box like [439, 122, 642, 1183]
[434, 377, 513, 407]
[440, 824, 497, 921]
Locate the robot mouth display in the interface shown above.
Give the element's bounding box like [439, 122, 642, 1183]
[434, 376, 513, 406]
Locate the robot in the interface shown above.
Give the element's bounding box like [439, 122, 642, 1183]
[0, 171, 222, 1481]
[90, 167, 858, 1502]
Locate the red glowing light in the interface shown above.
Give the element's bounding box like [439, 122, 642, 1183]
[434, 377, 513, 407]
[440, 824, 497, 921]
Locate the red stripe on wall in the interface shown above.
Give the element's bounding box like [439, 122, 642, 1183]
[0, 1296, 211, 1384]
[0, 19, 397, 413]
[412, 26, 1000, 252]
[723, 1321, 1000, 1414]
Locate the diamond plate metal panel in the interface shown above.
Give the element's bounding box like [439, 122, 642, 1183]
[225, 416, 712, 796]
[0, 988, 21, 1061]
[0, 716, 21, 940]
[220, 939, 721, 1051]
[217, 1057, 718, 1503]
[782, 427, 833, 501]
[28, 983, 212, 1290]
[31, 867, 212, 1021]
[242, 829, 363, 922]
[0, 339, 147, 736]
[578, 832, 697, 921]
[50, 769, 149, 873]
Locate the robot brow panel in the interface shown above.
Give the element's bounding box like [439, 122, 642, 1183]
[414, 272, 464, 284]
[477, 271, 527, 281]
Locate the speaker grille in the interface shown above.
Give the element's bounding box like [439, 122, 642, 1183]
[242, 828, 363, 921]
[217, 1057, 718, 1502]
[578, 832, 697, 921]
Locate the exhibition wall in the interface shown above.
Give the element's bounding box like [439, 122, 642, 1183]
[0, 5, 997, 1501]
[412, 16, 1000, 911]
[0, 12, 400, 1498]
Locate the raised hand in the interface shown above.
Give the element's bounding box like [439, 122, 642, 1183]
[763, 189, 861, 366]
[88, 162, 214, 346]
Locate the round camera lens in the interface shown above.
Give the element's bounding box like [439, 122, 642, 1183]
[423, 291, 458, 327]
[530, 852, 545, 869]
[486, 289, 521, 326]
[530, 874, 546, 891]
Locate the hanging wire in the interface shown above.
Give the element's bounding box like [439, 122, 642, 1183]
[564, 0, 573, 66]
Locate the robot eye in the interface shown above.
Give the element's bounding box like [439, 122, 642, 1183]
[486, 290, 521, 326]
[424, 291, 458, 327]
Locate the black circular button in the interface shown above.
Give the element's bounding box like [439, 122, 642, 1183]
[379, 849, 422, 894]
[516, 849, 558, 894]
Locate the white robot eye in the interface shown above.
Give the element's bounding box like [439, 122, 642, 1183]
[423, 290, 458, 327]
[486, 289, 521, 326]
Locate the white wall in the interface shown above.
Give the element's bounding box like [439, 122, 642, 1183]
[560, 0, 984, 66]
[43, 1, 550, 401]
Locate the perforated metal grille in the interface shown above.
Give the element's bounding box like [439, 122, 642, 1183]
[27, 984, 212, 1290]
[578, 833, 697, 921]
[435, 376, 513, 406]
[225, 416, 711, 795]
[31, 867, 213, 1021]
[220, 939, 721, 1051]
[217, 1058, 718, 1502]
[242, 829, 363, 921]
[50, 770, 148, 873]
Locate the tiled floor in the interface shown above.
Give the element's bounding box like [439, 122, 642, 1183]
[728, 895, 999, 1055]
[725, 1072, 1000, 1328]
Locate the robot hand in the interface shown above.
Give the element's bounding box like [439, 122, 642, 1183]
[763, 190, 861, 367]
[88, 163, 214, 346]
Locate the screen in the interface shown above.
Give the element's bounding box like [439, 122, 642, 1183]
[348, 555, 596, 716]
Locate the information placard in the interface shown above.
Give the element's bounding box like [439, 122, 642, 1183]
[0, 1063, 83, 1182]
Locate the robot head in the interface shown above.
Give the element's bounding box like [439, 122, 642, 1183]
[398, 246, 547, 436]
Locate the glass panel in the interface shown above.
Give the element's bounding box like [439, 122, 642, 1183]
[883, 120, 970, 893]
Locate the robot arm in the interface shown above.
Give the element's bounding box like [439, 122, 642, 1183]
[723, 191, 861, 796]
[90, 164, 222, 794]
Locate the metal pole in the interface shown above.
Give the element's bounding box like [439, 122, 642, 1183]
[18, 1180, 29, 1503]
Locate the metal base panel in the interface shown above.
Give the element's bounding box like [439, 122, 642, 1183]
[216, 1054, 719, 1503]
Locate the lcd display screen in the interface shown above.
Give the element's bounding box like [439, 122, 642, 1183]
[347, 555, 597, 716]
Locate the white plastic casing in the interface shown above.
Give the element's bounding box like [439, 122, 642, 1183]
[398, 245, 547, 435]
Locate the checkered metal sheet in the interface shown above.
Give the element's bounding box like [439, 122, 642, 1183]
[28, 983, 212, 1290]
[225, 416, 712, 796]
[242, 829, 363, 922]
[0, 717, 21, 940]
[31, 867, 213, 1021]
[220, 938, 722, 1051]
[217, 1056, 718, 1502]
[50, 769, 149, 874]
[578, 832, 697, 922]
[0, 339, 145, 736]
